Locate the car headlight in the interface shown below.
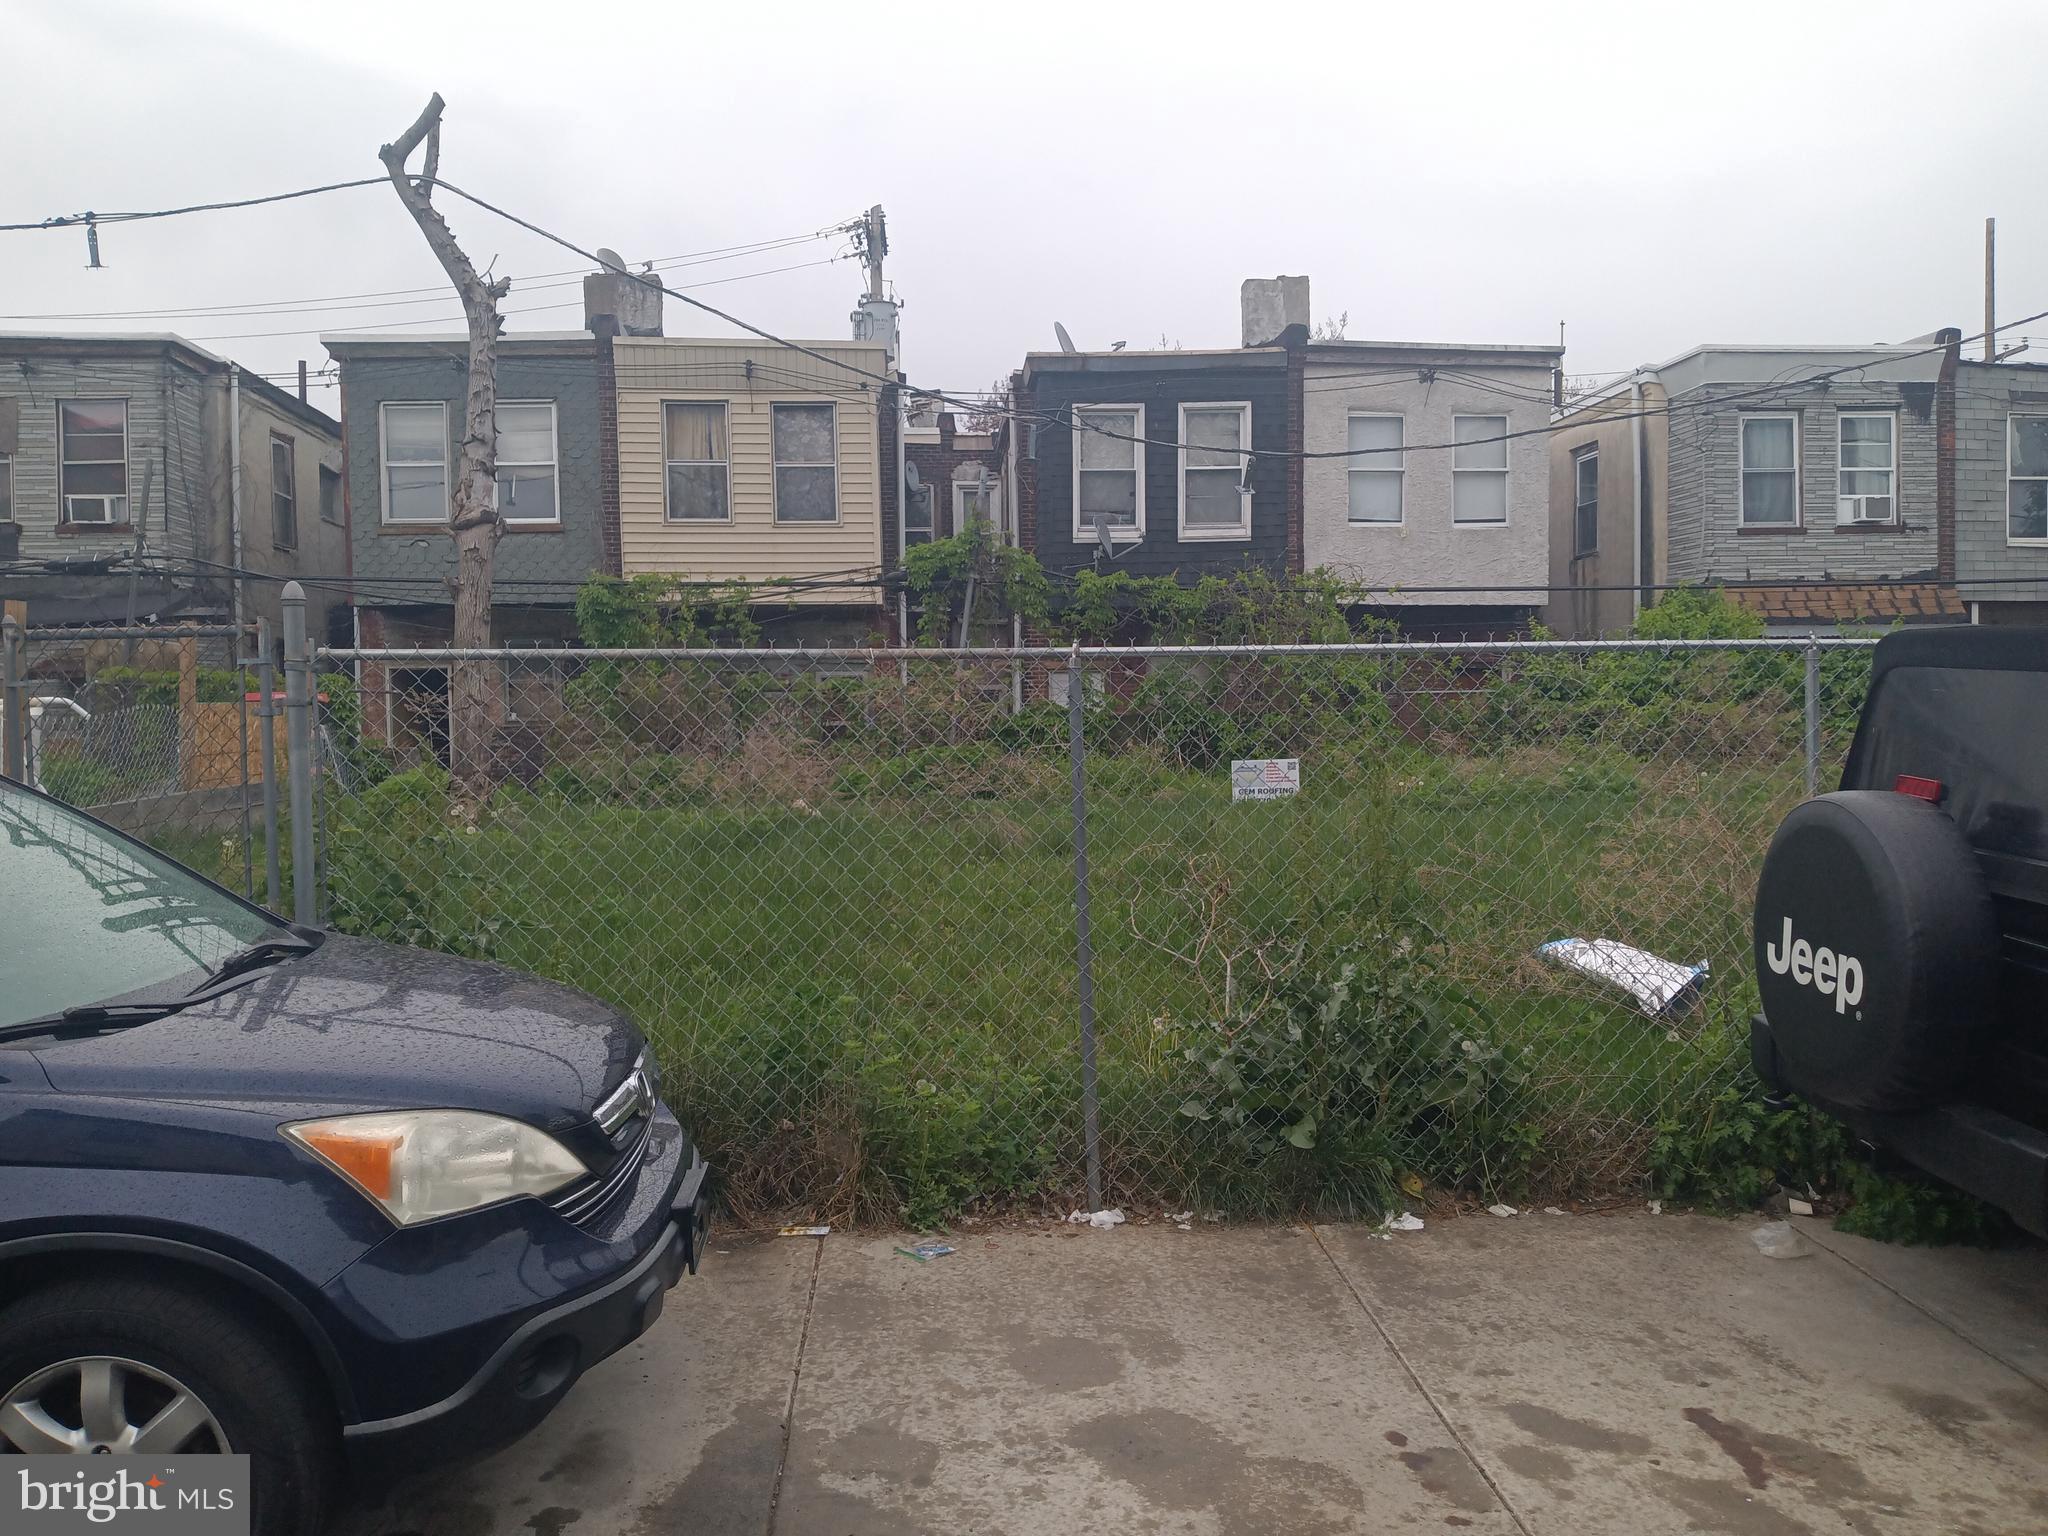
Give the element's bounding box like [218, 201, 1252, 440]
[282, 1110, 587, 1226]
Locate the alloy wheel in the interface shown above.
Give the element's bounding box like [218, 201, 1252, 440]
[0, 1355, 230, 1455]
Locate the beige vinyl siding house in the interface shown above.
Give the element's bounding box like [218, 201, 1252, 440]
[615, 338, 887, 610]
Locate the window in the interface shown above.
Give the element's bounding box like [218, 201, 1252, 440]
[1836, 413, 1895, 524]
[1179, 402, 1250, 538]
[1572, 448, 1599, 555]
[1451, 414, 1508, 524]
[380, 402, 448, 523]
[318, 464, 342, 525]
[664, 402, 730, 521]
[954, 477, 996, 533]
[1740, 414, 1799, 526]
[2010, 415, 2048, 544]
[0, 454, 11, 525]
[270, 434, 297, 549]
[58, 399, 128, 525]
[495, 402, 558, 524]
[904, 483, 934, 547]
[772, 402, 837, 523]
[1073, 404, 1143, 540]
[1347, 414, 1403, 524]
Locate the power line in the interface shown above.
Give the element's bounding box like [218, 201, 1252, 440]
[0, 178, 390, 233]
[0, 232, 840, 323]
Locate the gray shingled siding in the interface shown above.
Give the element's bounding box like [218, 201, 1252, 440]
[2, 353, 221, 577]
[1954, 362, 2048, 604]
[341, 348, 604, 608]
[1664, 382, 1939, 585]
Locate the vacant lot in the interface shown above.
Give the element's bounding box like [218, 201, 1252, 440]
[320, 649, 1856, 1221]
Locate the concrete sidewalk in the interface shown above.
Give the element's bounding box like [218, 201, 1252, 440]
[340, 1212, 2048, 1535]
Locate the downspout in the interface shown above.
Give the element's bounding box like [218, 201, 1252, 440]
[228, 365, 243, 634]
[896, 384, 908, 646]
[1630, 370, 1647, 622]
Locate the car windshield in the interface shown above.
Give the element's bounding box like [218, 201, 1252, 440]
[0, 780, 282, 1030]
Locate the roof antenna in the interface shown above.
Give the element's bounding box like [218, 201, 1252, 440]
[1053, 321, 1078, 354]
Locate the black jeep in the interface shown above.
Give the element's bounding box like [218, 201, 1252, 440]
[1752, 626, 2048, 1236]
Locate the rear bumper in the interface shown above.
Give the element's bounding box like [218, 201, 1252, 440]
[343, 1150, 711, 1481]
[1752, 1013, 2048, 1237]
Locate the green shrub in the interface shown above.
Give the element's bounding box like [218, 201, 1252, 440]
[37, 750, 120, 808]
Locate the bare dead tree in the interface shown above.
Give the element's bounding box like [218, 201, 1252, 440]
[378, 93, 509, 788]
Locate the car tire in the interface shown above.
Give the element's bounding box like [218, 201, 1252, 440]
[0, 1275, 338, 1536]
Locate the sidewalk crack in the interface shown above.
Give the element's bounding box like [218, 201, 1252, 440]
[1306, 1223, 1536, 1536]
[764, 1235, 826, 1536]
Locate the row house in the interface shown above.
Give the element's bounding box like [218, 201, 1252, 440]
[1005, 276, 1563, 637]
[328, 268, 895, 659]
[1541, 333, 2048, 637]
[0, 333, 345, 638]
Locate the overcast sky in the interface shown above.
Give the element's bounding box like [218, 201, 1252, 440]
[6, 0, 2045, 408]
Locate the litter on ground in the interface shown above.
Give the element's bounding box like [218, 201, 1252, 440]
[1381, 1212, 1425, 1233]
[1752, 1221, 1813, 1260]
[1537, 937, 1709, 1018]
[1486, 1203, 1518, 1218]
[894, 1242, 957, 1263]
[779, 1225, 831, 1238]
[1543, 1206, 1566, 1216]
[1787, 1197, 1815, 1217]
[1067, 1208, 1127, 1229]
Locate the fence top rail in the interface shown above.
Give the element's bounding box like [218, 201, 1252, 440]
[21, 626, 248, 641]
[318, 636, 1883, 664]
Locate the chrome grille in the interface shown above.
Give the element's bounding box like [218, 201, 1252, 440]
[551, 1119, 649, 1228]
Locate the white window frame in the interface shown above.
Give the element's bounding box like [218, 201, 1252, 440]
[270, 433, 297, 550]
[1739, 412, 1801, 528]
[1834, 411, 1896, 525]
[379, 401, 449, 525]
[1071, 403, 1145, 544]
[771, 400, 840, 526]
[952, 477, 997, 533]
[1573, 447, 1598, 556]
[1451, 413, 1510, 526]
[57, 397, 129, 526]
[493, 400, 560, 525]
[662, 400, 732, 524]
[2007, 412, 2048, 547]
[1176, 401, 1252, 542]
[0, 453, 12, 525]
[1346, 412, 1405, 526]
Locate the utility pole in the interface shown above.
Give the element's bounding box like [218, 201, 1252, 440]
[858, 205, 887, 300]
[378, 93, 509, 789]
[1985, 217, 1997, 362]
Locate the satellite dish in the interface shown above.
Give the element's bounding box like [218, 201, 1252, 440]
[595, 247, 629, 274]
[1053, 322, 1077, 354]
[904, 462, 922, 494]
[1096, 519, 1115, 562]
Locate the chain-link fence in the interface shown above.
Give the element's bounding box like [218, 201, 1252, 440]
[309, 638, 1878, 1224]
[2, 625, 273, 901]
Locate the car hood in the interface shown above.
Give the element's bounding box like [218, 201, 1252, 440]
[30, 934, 642, 1132]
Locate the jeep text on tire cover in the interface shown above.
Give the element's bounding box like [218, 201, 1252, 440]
[1761, 917, 1864, 1017]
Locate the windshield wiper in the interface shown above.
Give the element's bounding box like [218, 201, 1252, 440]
[0, 998, 196, 1041]
[188, 933, 320, 993]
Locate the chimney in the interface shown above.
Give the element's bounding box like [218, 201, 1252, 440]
[938, 412, 956, 448]
[584, 249, 664, 338]
[1241, 276, 1310, 348]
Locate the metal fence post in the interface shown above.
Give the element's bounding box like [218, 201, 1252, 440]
[1, 614, 21, 783]
[1803, 636, 1821, 799]
[256, 616, 282, 912]
[1067, 641, 1104, 1212]
[282, 583, 316, 927]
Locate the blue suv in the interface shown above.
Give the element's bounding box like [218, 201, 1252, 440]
[0, 777, 711, 1533]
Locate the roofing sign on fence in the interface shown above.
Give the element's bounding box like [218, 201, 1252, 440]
[1231, 757, 1300, 801]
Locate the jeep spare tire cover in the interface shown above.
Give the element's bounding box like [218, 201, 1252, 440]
[1753, 790, 2000, 1113]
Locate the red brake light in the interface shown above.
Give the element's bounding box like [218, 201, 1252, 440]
[1893, 774, 1944, 803]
